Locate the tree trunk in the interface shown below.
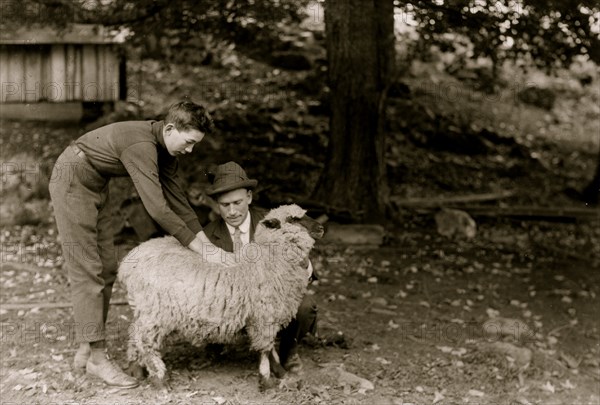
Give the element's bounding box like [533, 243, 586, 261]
[311, 0, 395, 223]
[581, 148, 600, 205]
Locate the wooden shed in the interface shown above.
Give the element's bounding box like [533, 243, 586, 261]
[0, 24, 125, 121]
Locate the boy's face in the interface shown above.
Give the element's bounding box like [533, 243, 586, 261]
[164, 123, 205, 156]
[217, 188, 252, 228]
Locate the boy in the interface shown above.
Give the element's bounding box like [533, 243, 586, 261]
[49, 101, 230, 387]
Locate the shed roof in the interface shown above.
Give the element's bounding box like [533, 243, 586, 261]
[0, 24, 125, 45]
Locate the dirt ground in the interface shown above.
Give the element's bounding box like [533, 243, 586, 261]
[1, 217, 599, 404]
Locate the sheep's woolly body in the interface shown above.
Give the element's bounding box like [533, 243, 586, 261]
[117, 204, 319, 382]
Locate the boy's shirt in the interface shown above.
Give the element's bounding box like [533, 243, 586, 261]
[75, 120, 201, 245]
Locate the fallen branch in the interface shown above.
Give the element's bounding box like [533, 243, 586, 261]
[457, 205, 599, 221]
[1, 299, 129, 310]
[391, 191, 515, 207]
[399, 202, 599, 222]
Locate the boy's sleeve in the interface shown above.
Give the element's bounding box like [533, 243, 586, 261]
[120, 142, 197, 246]
[158, 156, 203, 234]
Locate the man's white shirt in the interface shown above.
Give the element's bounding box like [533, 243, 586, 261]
[225, 211, 252, 246]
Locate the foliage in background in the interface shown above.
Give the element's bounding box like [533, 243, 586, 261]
[403, 0, 600, 71]
[2, 0, 598, 71]
[0, 0, 311, 59]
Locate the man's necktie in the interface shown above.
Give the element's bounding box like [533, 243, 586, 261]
[233, 227, 242, 254]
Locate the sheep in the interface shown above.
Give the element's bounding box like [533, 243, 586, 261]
[117, 204, 324, 390]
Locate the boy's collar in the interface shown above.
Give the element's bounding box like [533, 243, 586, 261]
[152, 120, 166, 149]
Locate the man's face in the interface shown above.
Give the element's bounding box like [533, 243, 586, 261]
[217, 188, 252, 228]
[164, 123, 205, 156]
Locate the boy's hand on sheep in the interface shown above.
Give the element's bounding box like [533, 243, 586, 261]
[187, 233, 234, 265]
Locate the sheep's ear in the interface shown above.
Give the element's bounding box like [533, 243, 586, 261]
[262, 218, 281, 229]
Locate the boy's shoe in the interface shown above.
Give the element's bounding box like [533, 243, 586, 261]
[86, 350, 139, 388]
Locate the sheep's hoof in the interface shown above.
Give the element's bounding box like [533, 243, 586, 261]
[270, 360, 286, 379]
[126, 362, 147, 380]
[258, 375, 278, 392]
[150, 376, 172, 392]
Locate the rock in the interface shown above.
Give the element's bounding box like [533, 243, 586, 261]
[319, 223, 385, 247]
[481, 342, 532, 367]
[482, 317, 534, 342]
[334, 366, 374, 392]
[435, 208, 476, 239]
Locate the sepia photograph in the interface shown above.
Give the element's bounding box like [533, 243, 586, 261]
[0, 0, 599, 403]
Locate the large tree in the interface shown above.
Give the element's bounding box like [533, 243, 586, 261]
[311, 0, 599, 221]
[311, 0, 395, 223]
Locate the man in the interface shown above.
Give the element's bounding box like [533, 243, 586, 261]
[203, 161, 318, 372]
[49, 101, 233, 388]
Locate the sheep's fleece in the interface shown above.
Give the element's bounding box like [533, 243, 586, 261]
[117, 204, 323, 385]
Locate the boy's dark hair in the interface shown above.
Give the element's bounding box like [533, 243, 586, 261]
[165, 101, 215, 134]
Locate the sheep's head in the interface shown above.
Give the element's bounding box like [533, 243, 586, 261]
[256, 204, 324, 256]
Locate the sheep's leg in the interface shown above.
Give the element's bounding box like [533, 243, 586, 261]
[131, 321, 170, 386]
[125, 320, 148, 379]
[258, 351, 277, 391]
[269, 348, 286, 378]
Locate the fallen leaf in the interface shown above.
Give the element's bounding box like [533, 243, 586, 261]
[541, 381, 555, 393]
[212, 397, 227, 405]
[468, 389, 485, 397]
[365, 344, 380, 352]
[486, 308, 500, 318]
[396, 290, 408, 298]
[375, 357, 391, 365]
[437, 346, 453, 353]
[433, 390, 445, 404]
[560, 379, 576, 390]
[451, 348, 467, 357]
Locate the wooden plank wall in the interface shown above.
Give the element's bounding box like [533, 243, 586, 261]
[0, 44, 120, 103]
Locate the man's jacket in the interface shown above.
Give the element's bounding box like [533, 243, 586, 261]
[203, 206, 267, 252]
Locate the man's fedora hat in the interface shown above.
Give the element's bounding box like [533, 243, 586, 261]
[206, 161, 258, 196]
